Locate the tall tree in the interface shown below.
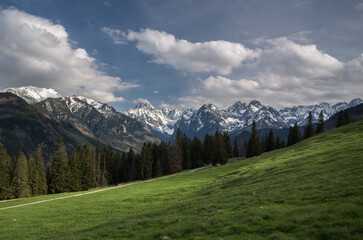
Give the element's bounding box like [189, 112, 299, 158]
[275, 136, 282, 149]
[203, 134, 214, 164]
[68, 148, 82, 192]
[48, 138, 70, 193]
[316, 111, 325, 134]
[336, 110, 344, 128]
[152, 143, 162, 178]
[168, 143, 182, 174]
[266, 129, 275, 152]
[343, 110, 351, 125]
[223, 132, 232, 158]
[304, 112, 314, 139]
[288, 122, 302, 146]
[246, 121, 262, 158]
[0, 143, 14, 200]
[233, 138, 239, 157]
[180, 134, 191, 170]
[80, 145, 96, 190]
[13, 151, 31, 198]
[213, 130, 227, 165]
[190, 136, 203, 168]
[139, 143, 153, 180]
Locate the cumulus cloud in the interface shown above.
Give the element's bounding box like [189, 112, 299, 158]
[107, 28, 259, 75]
[0, 8, 137, 102]
[177, 38, 363, 109]
[103, 27, 362, 108]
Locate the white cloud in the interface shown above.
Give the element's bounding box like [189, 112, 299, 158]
[120, 28, 258, 75]
[355, 2, 363, 11]
[133, 98, 151, 105]
[0, 8, 138, 103]
[103, 1, 111, 7]
[101, 27, 127, 44]
[153, 90, 159, 94]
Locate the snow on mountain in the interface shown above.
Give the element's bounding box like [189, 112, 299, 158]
[4, 86, 62, 104]
[124, 101, 192, 138]
[124, 98, 362, 141]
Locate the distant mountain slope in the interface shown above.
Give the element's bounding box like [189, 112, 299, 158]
[0, 92, 97, 158]
[2, 86, 159, 152]
[325, 103, 363, 130]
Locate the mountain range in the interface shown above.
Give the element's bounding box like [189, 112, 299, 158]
[2, 86, 362, 146]
[124, 98, 363, 140]
[1, 87, 157, 157]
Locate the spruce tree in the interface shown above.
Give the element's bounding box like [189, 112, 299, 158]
[260, 136, 266, 153]
[266, 129, 275, 152]
[80, 145, 96, 190]
[275, 136, 281, 149]
[304, 112, 314, 139]
[343, 110, 351, 125]
[336, 110, 344, 128]
[316, 111, 325, 134]
[246, 121, 262, 158]
[13, 151, 31, 198]
[139, 143, 153, 180]
[232, 138, 239, 157]
[168, 143, 182, 174]
[28, 145, 47, 196]
[181, 134, 191, 170]
[223, 132, 232, 158]
[158, 142, 169, 175]
[203, 134, 214, 164]
[152, 143, 162, 178]
[68, 148, 82, 191]
[213, 130, 227, 165]
[48, 138, 70, 193]
[0, 143, 14, 200]
[190, 137, 203, 168]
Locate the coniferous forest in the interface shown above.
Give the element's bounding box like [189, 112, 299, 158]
[0, 110, 344, 201]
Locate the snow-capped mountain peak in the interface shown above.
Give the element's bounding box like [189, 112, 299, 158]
[4, 86, 62, 104]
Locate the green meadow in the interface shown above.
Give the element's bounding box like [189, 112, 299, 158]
[1, 121, 363, 239]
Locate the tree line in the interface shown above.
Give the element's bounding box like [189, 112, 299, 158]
[0, 129, 232, 200]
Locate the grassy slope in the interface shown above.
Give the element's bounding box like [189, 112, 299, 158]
[1, 121, 363, 240]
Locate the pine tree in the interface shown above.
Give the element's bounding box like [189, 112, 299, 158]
[304, 112, 314, 139]
[223, 132, 232, 158]
[232, 138, 239, 157]
[343, 110, 351, 125]
[68, 148, 82, 191]
[48, 138, 70, 193]
[152, 143, 162, 178]
[168, 143, 182, 174]
[288, 122, 302, 146]
[190, 136, 203, 168]
[336, 110, 344, 128]
[203, 134, 214, 164]
[260, 136, 266, 153]
[0, 143, 14, 200]
[158, 142, 169, 175]
[28, 144, 47, 196]
[246, 121, 262, 158]
[13, 151, 31, 198]
[275, 136, 281, 149]
[181, 134, 191, 170]
[316, 111, 325, 134]
[139, 143, 153, 180]
[213, 130, 227, 165]
[127, 147, 136, 180]
[80, 145, 96, 190]
[266, 129, 275, 152]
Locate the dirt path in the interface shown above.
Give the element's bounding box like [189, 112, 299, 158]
[0, 182, 136, 211]
[0, 166, 209, 211]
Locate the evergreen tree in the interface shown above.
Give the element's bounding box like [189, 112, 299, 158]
[68, 148, 82, 191]
[246, 121, 262, 158]
[13, 151, 31, 198]
[80, 145, 96, 190]
[260, 136, 266, 153]
[213, 130, 227, 165]
[316, 111, 325, 134]
[266, 129, 275, 152]
[127, 147, 136, 180]
[223, 132, 232, 158]
[0, 143, 14, 200]
[158, 142, 169, 175]
[190, 136, 203, 168]
[48, 138, 70, 193]
[118, 151, 128, 183]
[152, 143, 163, 178]
[288, 122, 302, 146]
[27, 144, 47, 196]
[181, 134, 191, 170]
[168, 143, 182, 174]
[343, 110, 351, 125]
[233, 138, 239, 157]
[203, 134, 214, 164]
[304, 112, 314, 139]
[336, 110, 344, 128]
[139, 143, 153, 180]
[275, 136, 282, 149]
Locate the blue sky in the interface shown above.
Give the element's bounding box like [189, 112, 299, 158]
[0, 0, 362, 111]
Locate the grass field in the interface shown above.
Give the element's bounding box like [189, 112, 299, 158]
[1, 121, 363, 239]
